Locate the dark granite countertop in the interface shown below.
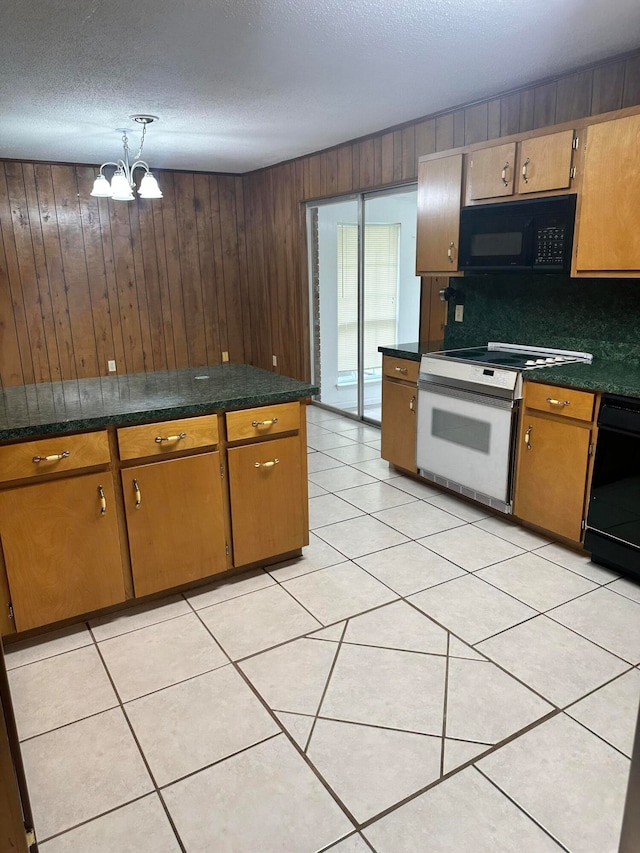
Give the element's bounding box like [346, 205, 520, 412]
[0, 364, 319, 442]
[525, 359, 640, 399]
[378, 342, 432, 362]
[378, 343, 640, 399]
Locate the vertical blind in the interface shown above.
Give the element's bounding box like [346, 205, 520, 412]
[336, 223, 400, 374]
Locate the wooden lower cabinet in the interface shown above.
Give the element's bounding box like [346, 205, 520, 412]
[381, 378, 418, 472]
[122, 452, 228, 597]
[513, 412, 592, 542]
[228, 436, 304, 566]
[0, 473, 125, 632]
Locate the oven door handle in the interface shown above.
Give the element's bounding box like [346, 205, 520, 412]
[418, 381, 515, 412]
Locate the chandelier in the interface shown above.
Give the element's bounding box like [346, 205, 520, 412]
[90, 115, 163, 201]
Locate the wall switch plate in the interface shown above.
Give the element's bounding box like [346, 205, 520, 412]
[272, 355, 278, 367]
[222, 351, 229, 363]
[107, 359, 116, 372]
[454, 304, 464, 323]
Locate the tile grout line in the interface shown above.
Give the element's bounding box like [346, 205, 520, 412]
[439, 632, 450, 777]
[303, 620, 349, 753]
[474, 765, 572, 852]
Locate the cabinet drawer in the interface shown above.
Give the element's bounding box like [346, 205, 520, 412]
[525, 383, 595, 422]
[0, 431, 110, 484]
[382, 356, 419, 384]
[226, 402, 300, 443]
[117, 415, 219, 461]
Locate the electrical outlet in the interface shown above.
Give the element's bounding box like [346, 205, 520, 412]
[454, 304, 464, 323]
[272, 355, 278, 367]
[107, 359, 116, 372]
[222, 351, 229, 363]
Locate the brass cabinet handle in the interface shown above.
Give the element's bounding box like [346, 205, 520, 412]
[251, 418, 278, 428]
[546, 397, 570, 407]
[394, 366, 408, 374]
[501, 162, 510, 186]
[524, 425, 533, 450]
[522, 157, 530, 184]
[97, 484, 107, 516]
[409, 395, 416, 413]
[254, 458, 279, 468]
[155, 431, 187, 444]
[133, 478, 141, 510]
[447, 241, 455, 263]
[32, 450, 70, 463]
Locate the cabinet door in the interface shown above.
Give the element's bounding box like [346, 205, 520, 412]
[468, 142, 516, 200]
[0, 473, 125, 631]
[416, 154, 463, 273]
[514, 414, 591, 542]
[381, 379, 417, 472]
[122, 452, 227, 597]
[516, 130, 574, 194]
[228, 436, 304, 567]
[575, 115, 640, 272]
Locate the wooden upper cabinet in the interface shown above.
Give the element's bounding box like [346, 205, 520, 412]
[468, 142, 516, 200]
[575, 114, 640, 272]
[516, 130, 575, 194]
[416, 154, 464, 274]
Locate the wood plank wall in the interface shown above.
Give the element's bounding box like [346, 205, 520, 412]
[1, 50, 639, 387]
[0, 166, 251, 386]
[242, 50, 640, 382]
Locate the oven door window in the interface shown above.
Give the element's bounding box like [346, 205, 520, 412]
[416, 386, 515, 504]
[431, 409, 491, 454]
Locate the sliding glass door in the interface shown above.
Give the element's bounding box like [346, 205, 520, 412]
[308, 185, 420, 423]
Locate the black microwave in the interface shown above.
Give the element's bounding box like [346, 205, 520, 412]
[458, 194, 576, 273]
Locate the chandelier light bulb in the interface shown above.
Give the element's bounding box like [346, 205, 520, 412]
[110, 170, 135, 201]
[90, 174, 113, 197]
[138, 172, 163, 199]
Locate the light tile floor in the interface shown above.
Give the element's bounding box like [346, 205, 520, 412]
[6, 404, 640, 852]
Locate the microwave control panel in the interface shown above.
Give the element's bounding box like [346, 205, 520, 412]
[534, 222, 567, 267]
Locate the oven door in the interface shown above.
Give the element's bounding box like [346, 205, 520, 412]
[417, 382, 517, 512]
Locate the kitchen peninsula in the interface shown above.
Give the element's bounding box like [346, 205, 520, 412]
[0, 364, 317, 637]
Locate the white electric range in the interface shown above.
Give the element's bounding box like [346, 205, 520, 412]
[416, 342, 593, 513]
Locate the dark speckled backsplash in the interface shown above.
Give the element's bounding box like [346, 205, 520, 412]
[443, 275, 640, 364]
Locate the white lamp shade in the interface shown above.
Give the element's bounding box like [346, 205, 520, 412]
[138, 172, 163, 199]
[90, 174, 113, 197]
[110, 171, 135, 201]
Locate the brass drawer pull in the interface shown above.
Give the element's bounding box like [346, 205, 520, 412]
[521, 157, 530, 184]
[32, 450, 70, 463]
[394, 366, 408, 374]
[524, 424, 533, 450]
[447, 241, 455, 263]
[546, 398, 570, 407]
[252, 418, 278, 427]
[155, 431, 187, 444]
[501, 161, 510, 186]
[409, 395, 416, 413]
[133, 478, 141, 510]
[254, 458, 279, 469]
[98, 484, 107, 516]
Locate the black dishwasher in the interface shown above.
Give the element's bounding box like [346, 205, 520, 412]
[585, 394, 640, 578]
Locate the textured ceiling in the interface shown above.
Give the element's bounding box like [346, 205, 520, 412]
[1, 0, 640, 174]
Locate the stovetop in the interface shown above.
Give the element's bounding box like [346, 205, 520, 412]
[426, 343, 593, 372]
[418, 343, 593, 400]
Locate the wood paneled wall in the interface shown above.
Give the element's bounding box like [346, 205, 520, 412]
[244, 50, 640, 382]
[1, 51, 639, 387]
[0, 164, 251, 386]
